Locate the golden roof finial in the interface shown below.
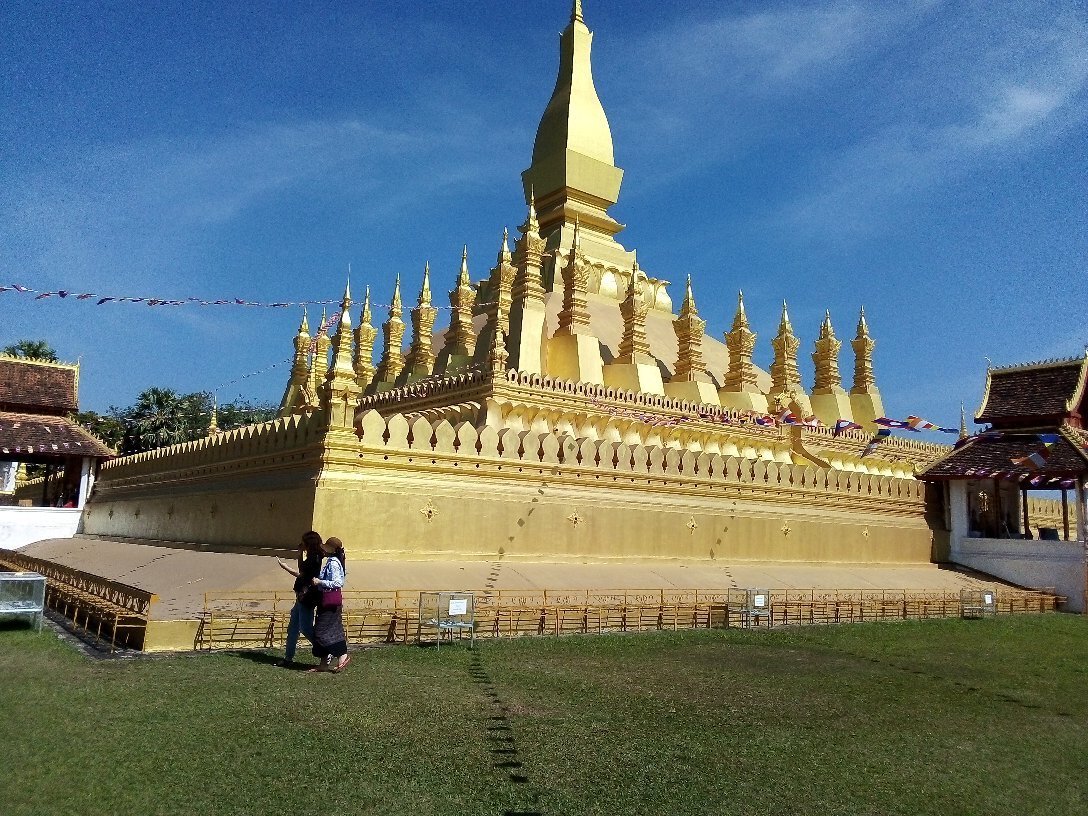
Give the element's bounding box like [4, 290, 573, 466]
[856, 305, 869, 337]
[419, 263, 432, 307]
[732, 290, 749, 330]
[959, 403, 968, 439]
[572, 0, 584, 24]
[779, 300, 793, 332]
[499, 227, 511, 264]
[340, 278, 352, 312]
[298, 306, 309, 335]
[390, 274, 402, 315]
[677, 274, 698, 320]
[458, 246, 471, 287]
[361, 286, 372, 326]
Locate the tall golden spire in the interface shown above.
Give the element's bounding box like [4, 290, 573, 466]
[616, 259, 652, 364]
[321, 281, 362, 429]
[522, 0, 624, 244]
[487, 305, 510, 377]
[374, 276, 406, 386]
[770, 301, 804, 398]
[959, 403, 968, 440]
[671, 275, 709, 383]
[811, 310, 842, 391]
[435, 247, 478, 373]
[809, 309, 853, 425]
[851, 306, 876, 392]
[279, 308, 314, 415]
[353, 286, 376, 392]
[848, 306, 884, 428]
[555, 221, 592, 335]
[310, 307, 332, 399]
[723, 292, 759, 391]
[475, 230, 518, 368]
[403, 263, 438, 380]
[509, 194, 549, 375]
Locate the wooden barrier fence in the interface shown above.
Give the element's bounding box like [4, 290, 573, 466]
[0, 552, 156, 651]
[194, 586, 1063, 651]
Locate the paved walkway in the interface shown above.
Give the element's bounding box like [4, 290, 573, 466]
[16, 536, 1004, 620]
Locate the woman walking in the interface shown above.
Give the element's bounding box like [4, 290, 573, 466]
[309, 536, 350, 673]
[277, 530, 323, 668]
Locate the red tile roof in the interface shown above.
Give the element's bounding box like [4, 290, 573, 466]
[921, 427, 1088, 481]
[0, 411, 114, 459]
[0, 357, 79, 414]
[976, 357, 1087, 427]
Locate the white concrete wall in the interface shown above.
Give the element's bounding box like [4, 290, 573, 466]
[0, 507, 81, 551]
[951, 536, 1085, 612]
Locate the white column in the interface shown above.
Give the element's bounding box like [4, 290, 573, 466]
[77, 457, 93, 509]
[948, 481, 969, 561]
[1077, 479, 1087, 615]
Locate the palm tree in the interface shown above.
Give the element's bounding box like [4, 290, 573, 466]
[2, 339, 58, 361]
[126, 388, 197, 451]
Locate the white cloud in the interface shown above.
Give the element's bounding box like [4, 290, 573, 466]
[774, 8, 1088, 237]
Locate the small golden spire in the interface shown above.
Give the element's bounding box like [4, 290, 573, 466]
[572, 0, 584, 24]
[361, 286, 372, 326]
[959, 403, 968, 440]
[207, 395, 220, 436]
[299, 307, 309, 335]
[857, 305, 869, 337]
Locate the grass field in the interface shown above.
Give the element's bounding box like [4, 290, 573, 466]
[1, 615, 1085, 816]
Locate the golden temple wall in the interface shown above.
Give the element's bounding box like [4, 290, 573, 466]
[311, 410, 937, 563]
[82, 407, 939, 563]
[82, 413, 325, 550]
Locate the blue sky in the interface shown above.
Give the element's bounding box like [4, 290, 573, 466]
[1, 0, 1085, 429]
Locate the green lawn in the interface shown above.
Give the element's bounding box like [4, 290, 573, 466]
[2, 615, 1086, 816]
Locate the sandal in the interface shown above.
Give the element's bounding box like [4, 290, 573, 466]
[331, 655, 351, 673]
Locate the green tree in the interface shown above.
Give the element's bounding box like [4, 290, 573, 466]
[2, 339, 58, 361]
[107, 389, 277, 454]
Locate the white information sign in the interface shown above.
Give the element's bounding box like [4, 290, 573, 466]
[753, 594, 767, 608]
[983, 593, 994, 606]
[448, 598, 468, 616]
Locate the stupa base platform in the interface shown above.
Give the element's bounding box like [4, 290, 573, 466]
[7, 535, 1047, 651]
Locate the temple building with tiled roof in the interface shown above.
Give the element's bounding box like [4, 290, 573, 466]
[920, 354, 1088, 610]
[0, 354, 114, 548]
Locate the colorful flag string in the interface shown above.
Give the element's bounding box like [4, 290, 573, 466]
[0, 282, 505, 313]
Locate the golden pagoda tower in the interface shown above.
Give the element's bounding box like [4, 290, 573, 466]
[435, 247, 477, 374]
[352, 287, 377, 392]
[605, 258, 664, 394]
[522, 0, 633, 274]
[665, 275, 719, 405]
[279, 309, 314, 416]
[769, 301, 812, 416]
[849, 307, 885, 428]
[507, 194, 549, 375]
[719, 292, 769, 414]
[810, 310, 853, 426]
[321, 282, 362, 429]
[548, 220, 604, 384]
[401, 264, 438, 383]
[373, 276, 406, 391]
